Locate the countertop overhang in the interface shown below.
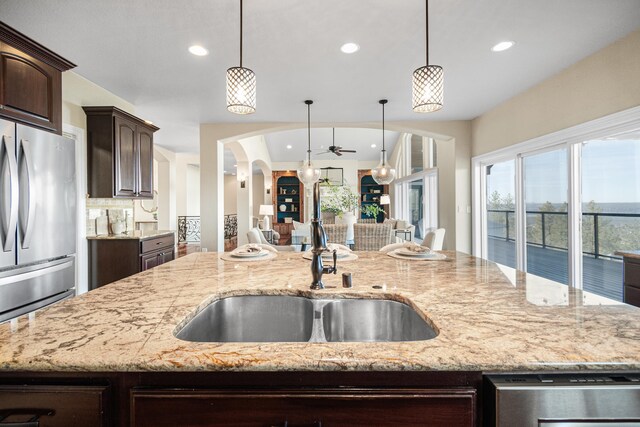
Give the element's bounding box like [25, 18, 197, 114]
[86, 230, 175, 241]
[1, 251, 639, 372]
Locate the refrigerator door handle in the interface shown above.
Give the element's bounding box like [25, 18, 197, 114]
[19, 138, 36, 249]
[0, 257, 73, 288]
[2, 134, 18, 252]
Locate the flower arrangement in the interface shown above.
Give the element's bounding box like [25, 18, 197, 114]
[320, 182, 360, 217]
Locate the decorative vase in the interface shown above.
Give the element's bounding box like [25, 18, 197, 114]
[279, 204, 286, 212]
[335, 211, 356, 242]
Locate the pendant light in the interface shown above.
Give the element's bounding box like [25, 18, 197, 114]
[371, 99, 396, 185]
[226, 0, 256, 114]
[412, 0, 443, 113]
[297, 100, 321, 185]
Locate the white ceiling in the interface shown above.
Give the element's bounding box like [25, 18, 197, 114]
[264, 128, 399, 162]
[2, 0, 640, 155]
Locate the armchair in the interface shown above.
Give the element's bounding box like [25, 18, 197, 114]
[246, 228, 295, 251]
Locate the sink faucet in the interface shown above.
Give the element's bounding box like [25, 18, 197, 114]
[310, 181, 337, 289]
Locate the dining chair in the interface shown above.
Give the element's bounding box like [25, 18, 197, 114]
[353, 224, 393, 251]
[323, 224, 348, 245]
[423, 228, 445, 250]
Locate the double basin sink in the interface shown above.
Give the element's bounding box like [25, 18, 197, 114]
[175, 295, 438, 343]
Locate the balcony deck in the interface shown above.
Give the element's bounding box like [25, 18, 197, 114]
[488, 237, 623, 301]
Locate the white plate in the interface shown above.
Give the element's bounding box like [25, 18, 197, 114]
[395, 248, 434, 258]
[230, 250, 267, 258]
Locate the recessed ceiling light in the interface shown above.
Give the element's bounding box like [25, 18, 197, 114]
[371, 144, 377, 148]
[188, 45, 209, 56]
[286, 144, 292, 149]
[491, 41, 515, 52]
[340, 42, 360, 54]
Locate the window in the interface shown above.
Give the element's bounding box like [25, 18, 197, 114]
[473, 107, 640, 302]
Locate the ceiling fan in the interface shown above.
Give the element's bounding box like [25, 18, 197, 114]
[318, 128, 357, 157]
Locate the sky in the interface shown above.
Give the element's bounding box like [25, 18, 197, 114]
[488, 139, 640, 205]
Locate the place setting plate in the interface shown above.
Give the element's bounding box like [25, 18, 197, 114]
[230, 250, 268, 258]
[387, 247, 447, 261]
[221, 245, 277, 262]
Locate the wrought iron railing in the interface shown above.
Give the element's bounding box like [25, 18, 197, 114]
[178, 216, 201, 243]
[177, 215, 238, 243]
[487, 209, 640, 260]
[224, 214, 237, 240]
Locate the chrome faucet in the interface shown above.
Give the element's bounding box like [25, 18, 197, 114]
[310, 181, 337, 289]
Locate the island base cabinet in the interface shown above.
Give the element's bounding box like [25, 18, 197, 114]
[0, 385, 109, 426]
[131, 389, 476, 427]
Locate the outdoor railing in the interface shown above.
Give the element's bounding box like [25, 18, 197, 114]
[224, 214, 238, 240]
[177, 215, 238, 243]
[487, 209, 640, 260]
[178, 216, 201, 243]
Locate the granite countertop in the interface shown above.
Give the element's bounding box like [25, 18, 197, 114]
[1, 251, 639, 372]
[86, 230, 175, 241]
[616, 250, 640, 260]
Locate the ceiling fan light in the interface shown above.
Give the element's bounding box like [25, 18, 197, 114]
[226, 66, 256, 114]
[412, 65, 443, 113]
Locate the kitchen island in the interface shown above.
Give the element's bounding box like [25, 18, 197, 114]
[1, 251, 639, 425]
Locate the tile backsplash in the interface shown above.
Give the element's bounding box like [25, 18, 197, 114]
[86, 198, 134, 236]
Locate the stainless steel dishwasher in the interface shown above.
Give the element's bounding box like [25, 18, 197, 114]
[485, 374, 640, 426]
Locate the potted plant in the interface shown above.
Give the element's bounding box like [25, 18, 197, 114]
[320, 182, 360, 218]
[361, 203, 385, 220]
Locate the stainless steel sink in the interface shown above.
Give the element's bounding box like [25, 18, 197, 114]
[175, 295, 314, 342]
[175, 295, 437, 343]
[322, 299, 437, 342]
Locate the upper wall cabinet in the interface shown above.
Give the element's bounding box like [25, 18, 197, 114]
[0, 22, 75, 134]
[84, 106, 159, 199]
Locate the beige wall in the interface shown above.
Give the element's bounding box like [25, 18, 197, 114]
[62, 71, 135, 129]
[252, 173, 265, 218]
[472, 29, 640, 157]
[224, 175, 237, 215]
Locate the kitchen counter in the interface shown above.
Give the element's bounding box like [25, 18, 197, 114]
[86, 230, 175, 241]
[1, 251, 639, 372]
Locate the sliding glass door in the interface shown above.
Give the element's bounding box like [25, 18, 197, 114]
[474, 113, 640, 302]
[486, 160, 516, 268]
[523, 149, 569, 285]
[580, 133, 640, 300]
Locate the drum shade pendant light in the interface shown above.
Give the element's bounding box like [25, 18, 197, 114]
[412, 0, 443, 113]
[371, 99, 396, 185]
[297, 100, 321, 185]
[226, 0, 256, 114]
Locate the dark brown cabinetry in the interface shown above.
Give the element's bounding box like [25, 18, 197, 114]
[623, 257, 640, 307]
[131, 388, 476, 427]
[88, 233, 175, 290]
[84, 106, 159, 199]
[0, 384, 109, 426]
[0, 22, 75, 134]
[0, 371, 481, 427]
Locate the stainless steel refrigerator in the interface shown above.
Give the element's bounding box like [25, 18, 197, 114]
[0, 118, 77, 323]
